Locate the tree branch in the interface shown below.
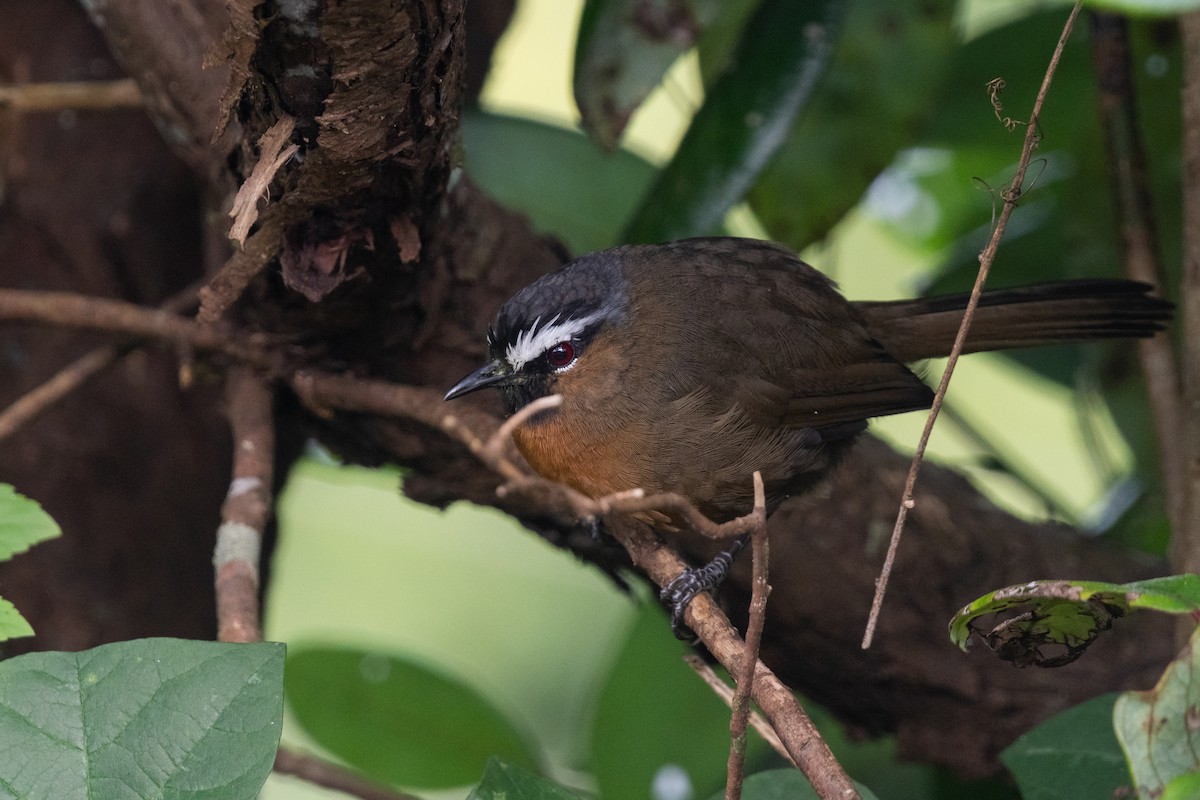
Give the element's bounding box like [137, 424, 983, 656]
[863, 1, 1084, 648]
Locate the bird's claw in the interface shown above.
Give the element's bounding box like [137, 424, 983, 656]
[660, 536, 748, 639]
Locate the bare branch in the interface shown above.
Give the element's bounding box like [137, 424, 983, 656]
[215, 366, 275, 643]
[0, 79, 142, 110]
[274, 748, 421, 800]
[726, 473, 769, 800]
[862, 1, 1084, 649]
[0, 283, 201, 443]
[684, 654, 794, 766]
[0, 288, 282, 370]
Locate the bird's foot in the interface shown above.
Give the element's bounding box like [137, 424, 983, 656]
[660, 536, 748, 639]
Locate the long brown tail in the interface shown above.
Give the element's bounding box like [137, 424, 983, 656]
[853, 279, 1173, 363]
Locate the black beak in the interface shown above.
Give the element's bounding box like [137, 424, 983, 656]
[444, 360, 509, 401]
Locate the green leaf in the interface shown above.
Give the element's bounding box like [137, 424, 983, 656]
[1165, 771, 1200, 800]
[1000, 693, 1131, 800]
[704, 769, 879, 800]
[591, 600, 768, 799]
[1115, 624, 1200, 798]
[0, 638, 284, 800]
[0, 483, 61, 560]
[748, 0, 957, 250]
[949, 575, 1200, 666]
[0, 595, 34, 641]
[623, 0, 844, 243]
[286, 645, 540, 789]
[574, 0, 722, 150]
[461, 109, 657, 254]
[467, 757, 587, 800]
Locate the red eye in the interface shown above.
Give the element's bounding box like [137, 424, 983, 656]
[546, 341, 576, 369]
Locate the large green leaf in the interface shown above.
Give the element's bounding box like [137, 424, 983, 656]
[0, 483, 60, 561]
[1115, 624, 1200, 798]
[950, 575, 1200, 666]
[0, 638, 284, 800]
[285, 645, 540, 789]
[1000, 693, 1131, 800]
[623, 0, 845, 243]
[748, 0, 957, 250]
[460, 109, 657, 255]
[590, 600, 767, 799]
[467, 757, 587, 800]
[573, 0, 722, 150]
[704, 769, 879, 800]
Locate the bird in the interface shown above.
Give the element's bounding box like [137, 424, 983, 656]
[444, 237, 1171, 619]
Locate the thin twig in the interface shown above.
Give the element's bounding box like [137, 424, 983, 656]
[0, 79, 142, 110]
[683, 655, 795, 765]
[215, 367, 275, 643]
[608, 516, 857, 799]
[0, 288, 282, 370]
[274, 748, 421, 800]
[1090, 11, 1186, 571]
[862, 1, 1084, 650]
[483, 394, 563, 462]
[726, 473, 769, 800]
[0, 283, 201, 443]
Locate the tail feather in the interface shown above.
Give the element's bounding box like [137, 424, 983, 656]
[853, 279, 1172, 363]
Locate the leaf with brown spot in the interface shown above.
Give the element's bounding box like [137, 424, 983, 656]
[950, 575, 1200, 667]
[1115, 624, 1200, 798]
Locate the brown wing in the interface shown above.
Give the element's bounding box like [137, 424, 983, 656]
[623, 238, 934, 433]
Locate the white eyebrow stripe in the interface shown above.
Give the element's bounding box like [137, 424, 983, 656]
[506, 310, 605, 370]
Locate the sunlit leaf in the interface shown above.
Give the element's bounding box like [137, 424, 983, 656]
[573, 0, 721, 149]
[0, 638, 284, 800]
[1001, 693, 1131, 800]
[1115, 624, 1200, 798]
[623, 0, 844, 243]
[0, 483, 61, 560]
[286, 645, 540, 789]
[949, 575, 1200, 666]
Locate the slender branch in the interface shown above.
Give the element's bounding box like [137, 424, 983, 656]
[608, 516, 857, 799]
[683, 655, 794, 766]
[862, 1, 1084, 649]
[214, 366, 275, 643]
[1178, 12, 1200, 577]
[0, 283, 201, 443]
[0, 79, 142, 110]
[726, 473, 769, 800]
[274, 748, 421, 800]
[1090, 12, 1187, 571]
[0, 288, 282, 370]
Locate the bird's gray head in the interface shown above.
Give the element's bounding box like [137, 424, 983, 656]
[444, 248, 631, 413]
